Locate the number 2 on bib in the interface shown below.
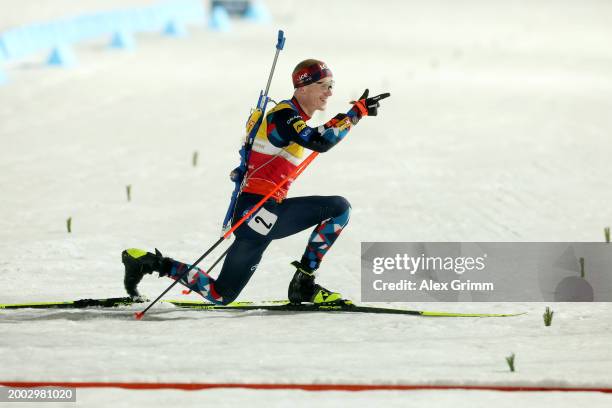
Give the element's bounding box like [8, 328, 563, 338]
[247, 207, 278, 235]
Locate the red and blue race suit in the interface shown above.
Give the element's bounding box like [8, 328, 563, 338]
[165, 98, 364, 304]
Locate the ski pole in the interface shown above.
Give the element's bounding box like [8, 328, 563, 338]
[135, 151, 320, 320]
[183, 151, 319, 296]
[222, 152, 318, 239]
[179, 245, 231, 295]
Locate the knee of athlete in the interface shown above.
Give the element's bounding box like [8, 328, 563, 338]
[219, 295, 236, 306]
[213, 286, 239, 305]
[205, 280, 237, 305]
[330, 196, 351, 221]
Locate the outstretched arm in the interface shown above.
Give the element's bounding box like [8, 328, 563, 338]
[268, 105, 364, 152]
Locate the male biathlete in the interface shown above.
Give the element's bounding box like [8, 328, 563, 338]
[122, 59, 390, 305]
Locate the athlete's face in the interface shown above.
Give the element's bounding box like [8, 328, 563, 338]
[302, 77, 334, 112]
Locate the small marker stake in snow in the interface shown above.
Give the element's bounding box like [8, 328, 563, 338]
[543, 306, 554, 326]
[506, 353, 516, 372]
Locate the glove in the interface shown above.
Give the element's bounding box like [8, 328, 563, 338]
[351, 89, 391, 117]
[325, 113, 352, 131]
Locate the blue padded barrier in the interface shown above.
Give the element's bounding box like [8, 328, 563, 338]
[0, 0, 206, 62]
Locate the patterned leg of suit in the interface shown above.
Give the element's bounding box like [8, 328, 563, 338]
[165, 260, 225, 304]
[301, 207, 351, 270]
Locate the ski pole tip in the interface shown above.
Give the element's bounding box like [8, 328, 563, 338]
[276, 30, 285, 50]
[134, 311, 145, 320]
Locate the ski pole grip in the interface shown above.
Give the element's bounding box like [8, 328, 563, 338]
[276, 30, 285, 50]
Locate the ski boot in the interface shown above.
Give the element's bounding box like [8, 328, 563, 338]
[122, 248, 167, 299]
[287, 261, 343, 304]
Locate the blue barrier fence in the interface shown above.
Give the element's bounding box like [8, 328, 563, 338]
[0, 0, 206, 62]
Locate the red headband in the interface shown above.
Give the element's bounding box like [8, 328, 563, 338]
[292, 62, 333, 88]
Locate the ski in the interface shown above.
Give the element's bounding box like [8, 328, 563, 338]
[165, 300, 525, 317]
[0, 297, 525, 317]
[0, 297, 141, 310]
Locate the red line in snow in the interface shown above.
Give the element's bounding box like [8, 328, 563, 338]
[1, 381, 611, 393]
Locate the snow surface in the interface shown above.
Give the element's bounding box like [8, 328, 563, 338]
[1, 0, 612, 406]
